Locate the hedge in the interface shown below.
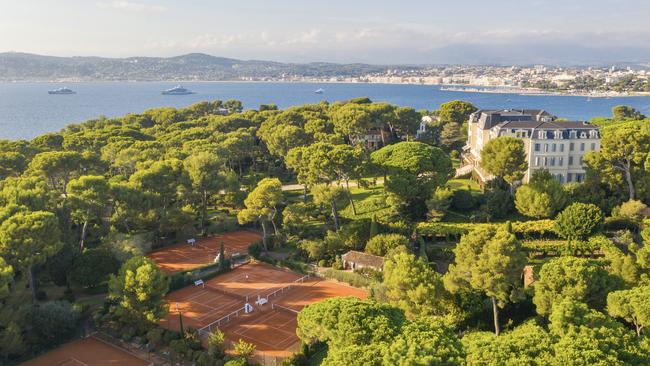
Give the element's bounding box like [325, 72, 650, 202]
[322, 268, 374, 288]
[416, 219, 557, 240]
[168, 260, 233, 292]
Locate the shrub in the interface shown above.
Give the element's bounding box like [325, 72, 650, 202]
[70, 247, 120, 288]
[612, 200, 648, 225]
[555, 203, 604, 241]
[234, 339, 256, 360]
[364, 233, 409, 256]
[225, 358, 247, 366]
[451, 189, 476, 211]
[483, 188, 514, 219]
[323, 269, 373, 288]
[26, 301, 80, 347]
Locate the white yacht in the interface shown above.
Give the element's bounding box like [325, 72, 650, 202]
[162, 85, 195, 95]
[48, 87, 76, 95]
[314, 88, 324, 94]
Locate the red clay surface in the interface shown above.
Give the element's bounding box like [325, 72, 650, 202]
[221, 278, 367, 357]
[160, 262, 303, 332]
[148, 230, 261, 274]
[161, 261, 367, 359]
[20, 337, 149, 366]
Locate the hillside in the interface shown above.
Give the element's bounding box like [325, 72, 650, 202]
[0, 52, 411, 82]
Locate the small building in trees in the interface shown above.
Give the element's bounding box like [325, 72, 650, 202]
[465, 109, 600, 184]
[341, 251, 385, 271]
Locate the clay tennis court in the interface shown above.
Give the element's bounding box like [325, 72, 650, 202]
[148, 230, 261, 274]
[20, 337, 150, 366]
[161, 261, 367, 358]
[160, 261, 304, 332]
[220, 277, 368, 357]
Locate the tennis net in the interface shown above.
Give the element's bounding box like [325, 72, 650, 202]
[204, 285, 249, 302]
[272, 303, 300, 315]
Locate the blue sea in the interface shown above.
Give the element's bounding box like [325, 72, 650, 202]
[1, 81, 650, 140]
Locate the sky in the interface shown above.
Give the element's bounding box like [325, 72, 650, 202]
[1, 0, 650, 65]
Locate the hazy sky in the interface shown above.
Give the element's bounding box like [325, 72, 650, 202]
[2, 0, 650, 64]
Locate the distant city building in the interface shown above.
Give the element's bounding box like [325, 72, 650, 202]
[465, 109, 600, 184]
[417, 115, 438, 139]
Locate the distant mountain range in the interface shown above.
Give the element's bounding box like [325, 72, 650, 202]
[0, 52, 417, 82]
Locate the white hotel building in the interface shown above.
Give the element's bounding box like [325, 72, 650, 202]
[465, 109, 600, 184]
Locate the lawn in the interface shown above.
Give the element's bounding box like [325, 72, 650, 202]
[340, 185, 391, 220]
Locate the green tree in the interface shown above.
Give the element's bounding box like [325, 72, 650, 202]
[183, 152, 227, 234]
[584, 125, 650, 200]
[108, 256, 169, 330]
[612, 105, 645, 120]
[365, 233, 409, 256]
[462, 322, 554, 366]
[27, 151, 84, 196]
[67, 175, 110, 251]
[70, 247, 120, 288]
[437, 100, 477, 125]
[371, 142, 452, 218]
[0, 257, 12, 299]
[426, 187, 453, 221]
[445, 224, 526, 335]
[312, 185, 347, 230]
[533, 256, 619, 315]
[26, 301, 80, 347]
[515, 170, 567, 218]
[0, 211, 62, 301]
[297, 297, 406, 349]
[607, 285, 650, 337]
[549, 299, 648, 366]
[331, 103, 374, 144]
[480, 137, 527, 190]
[384, 252, 457, 321]
[383, 318, 464, 366]
[237, 178, 283, 251]
[554, 203, 604, 242]
[234, 339, 256, 361]
[0, 322, 24, 362]
[130, 159, 192, 238]
[207, 329, 226, 359]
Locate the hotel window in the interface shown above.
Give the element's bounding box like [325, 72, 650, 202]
[550, 157, 556, 166]
[544, 144, 549, 152]
[569, 142, 575, 151]
[557, 174, 564, 183]
[559, 157, 563, 166]
[535, 157, 540, 166]
[560, 144, 564, 152]
[579, 156, 584, 165]
[554, 130, 562, 139]
[567, 173, 573, 182]
[590, 130, 598, 138]
[534, 143, 541, 152]
[538, 131, 547, 139]
[580, 143, 585, 151]
[580, 132, 587, 138]
[591, 143, 596, 150]
[543, 157, 548, 166]
[568, 156, 574, 165]
[570, 130, 577, 138]
[551, 144, 557, 152]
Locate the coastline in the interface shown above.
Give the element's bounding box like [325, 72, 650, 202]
[3, 78, 650, 98]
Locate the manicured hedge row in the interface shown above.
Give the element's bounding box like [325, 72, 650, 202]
[168, 260, 232, 292]
[417, 220, 556, 240]
[322, 268, 374, 288]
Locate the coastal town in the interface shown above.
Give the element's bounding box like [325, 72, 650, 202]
[269, 64, 650, 96]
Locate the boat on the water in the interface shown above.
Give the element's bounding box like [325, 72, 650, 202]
[48, 87, 76, 95]
[314, 88, 324, 94]
[162, 85, 195, 95]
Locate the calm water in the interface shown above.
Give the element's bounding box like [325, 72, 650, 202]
[2, 81, 650, 140]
